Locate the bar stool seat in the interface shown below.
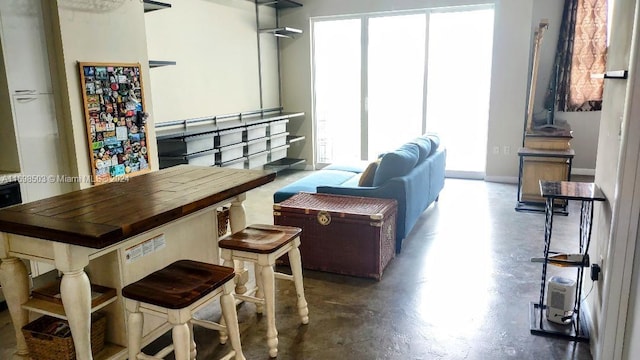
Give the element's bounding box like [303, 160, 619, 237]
[219, 224, 309, 358]
[122, 260, 245, 360]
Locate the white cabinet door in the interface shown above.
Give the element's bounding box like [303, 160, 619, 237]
[12, 94, 65, 202]
[0, 0, 52, 93]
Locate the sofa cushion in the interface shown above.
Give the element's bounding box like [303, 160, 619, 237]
[273, 169, 359, 203]
[411, 137, 432, 163]
[358, 160, 380, 187]
[342, 174, 362, 187]
[425, 133, 441, 155]
[372, 143, 419, 187]
[324, 161, 369, 173]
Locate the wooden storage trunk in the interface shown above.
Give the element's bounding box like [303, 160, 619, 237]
[273, 192, 397, 280]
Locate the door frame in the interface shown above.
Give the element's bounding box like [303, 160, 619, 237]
[598, 2, 640, 358]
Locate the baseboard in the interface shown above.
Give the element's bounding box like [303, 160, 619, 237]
[572, 168, 596, 176]
[445, 170, 484, 180]
[583, 302, 600, 357]
[484, 175, 519, 184]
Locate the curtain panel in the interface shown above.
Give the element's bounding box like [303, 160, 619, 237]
[547, 0, 607, 112]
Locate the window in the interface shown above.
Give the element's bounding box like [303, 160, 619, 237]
[312, 7, 495, 178]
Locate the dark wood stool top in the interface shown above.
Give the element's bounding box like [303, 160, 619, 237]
[122, 260, 235, 309]
[218, 224, 301, 254]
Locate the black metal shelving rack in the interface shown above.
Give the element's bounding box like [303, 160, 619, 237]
[529, 181, 605, 342]
[255, 0, 306, 171]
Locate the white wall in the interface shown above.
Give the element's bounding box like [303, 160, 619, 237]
[484, 0, 533, 182]
[279, 0, 599, 176]
[556, 111, 600, 173]
[145, 0, 278, 123]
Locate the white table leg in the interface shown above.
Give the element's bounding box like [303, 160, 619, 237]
[229, 194, 248, 295]
[0, 257, 30, 359]
[54, 243, 93, 360]
[60, 269, 93, 359]
[229, 194, 247, 233]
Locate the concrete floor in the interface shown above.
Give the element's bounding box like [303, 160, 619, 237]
[0, 172, 594, 359]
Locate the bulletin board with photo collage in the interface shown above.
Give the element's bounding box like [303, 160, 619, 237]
[79, 62, 151, 184]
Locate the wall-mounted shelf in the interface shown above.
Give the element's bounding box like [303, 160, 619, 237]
[155, 109, 303, 139]
[259, 27, 302, 38]
[264, 157, 305, 172]
[591, 70, 628, 79]
[256, 0, 303, 9]
[149, 60, 177, 68]
[156, 109, 304, 170]
[287, 135, 305, 144]
[143, 0, 171, 13]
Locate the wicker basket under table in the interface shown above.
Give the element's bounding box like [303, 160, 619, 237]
[273, 192, 397, 280]
[22, 312, 106, 360]
[217, 206, 230, 236]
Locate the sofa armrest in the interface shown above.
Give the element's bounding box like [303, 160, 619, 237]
[317, 179, 405, 202]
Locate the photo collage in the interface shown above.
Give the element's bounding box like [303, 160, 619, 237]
[80, 63, 150, 183]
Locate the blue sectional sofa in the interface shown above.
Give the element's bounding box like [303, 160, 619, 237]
[273, 134, 446, 253]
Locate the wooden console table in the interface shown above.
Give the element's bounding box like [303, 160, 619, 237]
[0, 165, 275, 359]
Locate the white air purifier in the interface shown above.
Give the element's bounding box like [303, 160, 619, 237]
[546, 276, 576, 324]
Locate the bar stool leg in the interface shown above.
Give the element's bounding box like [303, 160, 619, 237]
[254, 263, 264, 314]
[229, 197, 249, 296]
[260, 261, 278, 358]
[288, 244, 309, 324]
[219, 256, 234, 345]
[220, 281, 246, 360]
[188, 321, 197, 359]
[218, 315, 228, 346]
[172, 322, 191, 360]
[127, 303, 143, 360]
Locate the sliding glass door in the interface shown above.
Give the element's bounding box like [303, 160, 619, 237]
[313, 7, 494, 177]
[368, 14, 426, 160]
[313, 19, 361, 163]
[426, 9, 494, 177]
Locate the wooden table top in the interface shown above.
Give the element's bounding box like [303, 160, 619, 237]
[0, 166, 276, 249]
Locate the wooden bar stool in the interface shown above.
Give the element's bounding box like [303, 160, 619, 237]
[122, 260, 245, 360]
[219, 224, 309, 358]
